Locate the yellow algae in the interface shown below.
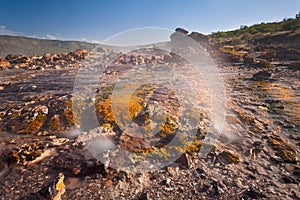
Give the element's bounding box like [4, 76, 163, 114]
[95, 96, 115, 125]
[220, 46, 244, 57]
[237, 110, 255, 124]
[269, 134, 297, 163]
[49, 114, 62, 131]
[9, 141, 43, 164]
[63, 99, 83, 126]
[269, 84, 295, 101]
[18, 107, 47, 134]
[52, 173, 65, 200]
[95, 86, 146, 128]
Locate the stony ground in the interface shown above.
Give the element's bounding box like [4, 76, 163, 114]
[0, 47, 299, 200]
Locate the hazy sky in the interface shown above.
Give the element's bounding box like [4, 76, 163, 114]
[0, 0, 299, 42]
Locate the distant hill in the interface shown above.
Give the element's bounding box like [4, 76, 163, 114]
[210, 14, 300, 50]
[0, 35, 97, 56]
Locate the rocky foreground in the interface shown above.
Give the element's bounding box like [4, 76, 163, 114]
[0, 33, 299, 200]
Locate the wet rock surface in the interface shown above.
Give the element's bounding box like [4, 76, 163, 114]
[0, 44, 299, 200]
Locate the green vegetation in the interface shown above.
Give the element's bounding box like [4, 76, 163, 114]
[212, 15, 300, 40]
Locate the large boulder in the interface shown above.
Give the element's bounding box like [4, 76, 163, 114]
[5, 54, 18, 61]
[69, 49, 89, 60]
[189, 32, 209, 43]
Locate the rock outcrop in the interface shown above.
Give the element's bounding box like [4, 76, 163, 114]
[0, 58, 10, 69]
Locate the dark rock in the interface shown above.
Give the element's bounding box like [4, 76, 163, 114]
[252, 61, 272, 68]
[241, 188, 265, 199]
[289, 133, 300, 141]
[293, 166, 300, 177]
[217, 150, 240, 164]
[199, 183, 210, 193]
[247, 174, 256, 180]
[19, 193, 41, 200]
[251, 70, 272, 81]
[8, 55, 30, 64]
[292, 190, 300, 199]
[218, 50, 242, 63]
[175, 27, 188, 35]
[283, 123, 295, 129]
[5, 54, 17, 61]
[288, 62, 300, 70]
[210, 180, 221, 197]
[175, 153, 190, 169]
[281, 175, 295, 184]
[243, 54, 256, 66]
[276, 105, 285, 109]
[189, 32, 209, 43]
[243, 161, 250, 165]
[257, 46, 300, 61]
[34, 65, 44, 71]
[139, 192, 149, 200]
[38, 173, 65, 199]
[195, 167, 206, 179]
[161, 178, 171, 186]
[265, 99, 282, 104]
[0, 161, 9, 180]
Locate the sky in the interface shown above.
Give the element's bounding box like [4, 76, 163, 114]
[0, 0, 299, 43]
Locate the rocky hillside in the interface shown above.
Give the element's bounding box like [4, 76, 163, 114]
[210, 14, 300, 50]
[0, 35, 97, 56]
[169, 14, 300, 69]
